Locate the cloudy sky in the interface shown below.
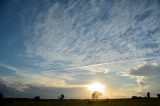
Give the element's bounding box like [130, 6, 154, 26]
[0, 0, 160, 99]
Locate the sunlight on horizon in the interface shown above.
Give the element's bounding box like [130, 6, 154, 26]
[87, 82, 106, 94]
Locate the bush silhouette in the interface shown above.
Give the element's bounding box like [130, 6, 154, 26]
[157, 94, 160, 98]
[34, 96, 40, 100]
[58, 94, 64, 100]
[132, 96, 138, 99]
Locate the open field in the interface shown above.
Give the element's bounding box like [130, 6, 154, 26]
[1, 98, 160, 106]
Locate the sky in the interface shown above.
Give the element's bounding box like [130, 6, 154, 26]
[0, 0, 160, 99]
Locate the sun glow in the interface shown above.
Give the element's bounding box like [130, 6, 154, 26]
[88, 82, 105, 93]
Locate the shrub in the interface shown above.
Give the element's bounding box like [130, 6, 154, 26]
[132, 96, 138, 99]
[34, 96, 40, 100]
[58, 94, 64, 100]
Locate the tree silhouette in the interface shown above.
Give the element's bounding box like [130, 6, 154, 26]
[92, 91, 102, 99]
[58, 94, 64, 100]
[0, 92, 3, 99]
[157, 94, 160, 98]
[147, 92, 150, 98]
[34, 96, 40, 100]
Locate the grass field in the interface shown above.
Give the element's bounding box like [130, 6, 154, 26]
[1, 98, 160, 106]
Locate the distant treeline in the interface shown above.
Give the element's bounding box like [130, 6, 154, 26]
[132, 92, 160, 99]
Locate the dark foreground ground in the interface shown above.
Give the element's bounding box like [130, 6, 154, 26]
[0, 98, 160, 106]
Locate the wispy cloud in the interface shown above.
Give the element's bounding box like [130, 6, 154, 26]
[1, 0, 160, 98]
[0, 64, 87, 89]
[23, 0, 160, 69]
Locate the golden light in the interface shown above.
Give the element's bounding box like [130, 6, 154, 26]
[87, 82, 105, 93]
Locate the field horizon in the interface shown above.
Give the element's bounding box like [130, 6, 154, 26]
[1, 98, 160, 106]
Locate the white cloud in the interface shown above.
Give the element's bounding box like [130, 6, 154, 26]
[126, 64, 160, 76]
[123, 62, 160, 94]
[136, 76, 148, 89]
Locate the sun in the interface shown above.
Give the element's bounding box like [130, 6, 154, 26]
[88, 82, 105, 93]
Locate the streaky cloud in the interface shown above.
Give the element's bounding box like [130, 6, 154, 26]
[45, 55, 160, 72]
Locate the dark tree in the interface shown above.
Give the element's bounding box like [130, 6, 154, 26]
[58, 94, 64, 100]
[157, 94, 160, 98]
[147, 92, 150, 98]
[0, 92, 3, 99]
[92, 91, 102, 99]
[34, 96, 40, 100]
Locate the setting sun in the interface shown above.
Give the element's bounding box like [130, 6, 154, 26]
[88, 82, 105, 93]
